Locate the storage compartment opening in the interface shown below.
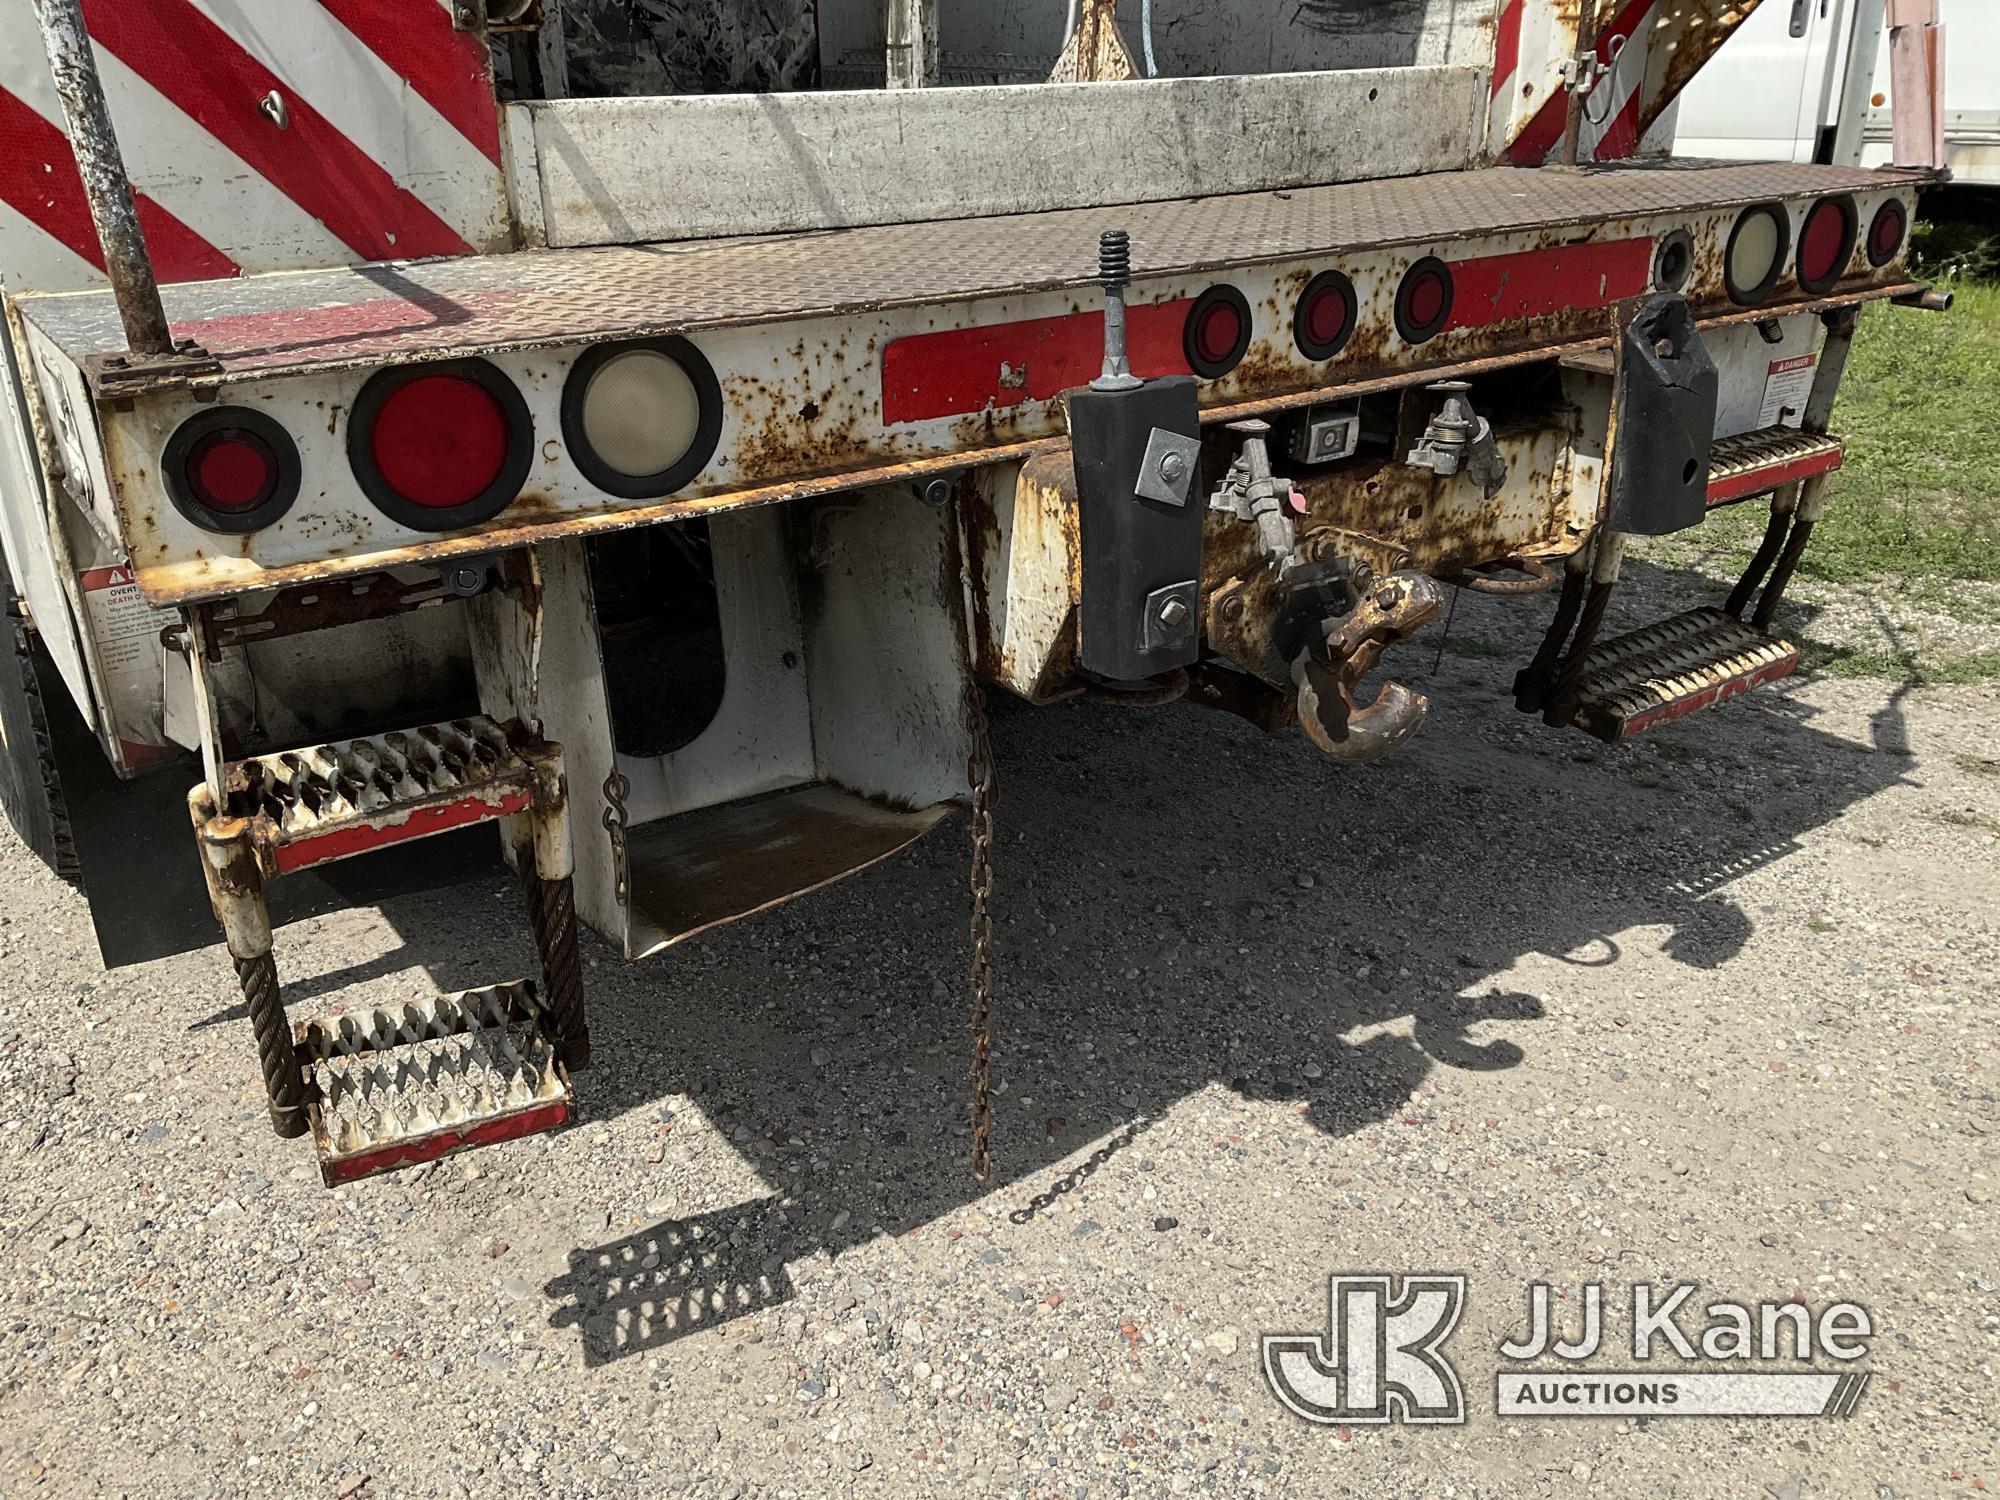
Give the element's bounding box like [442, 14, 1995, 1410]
[599, 489, 971, 957]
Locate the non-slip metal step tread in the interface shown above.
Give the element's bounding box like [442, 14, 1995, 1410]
[1707, 426, 1844, 507]
[297, 980, 573, 1185]
[1572, 606, 1799, 742]
[219, 715, 535, 872]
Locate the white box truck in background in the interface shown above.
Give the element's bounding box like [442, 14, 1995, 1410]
[1677, 0, 1993, 185]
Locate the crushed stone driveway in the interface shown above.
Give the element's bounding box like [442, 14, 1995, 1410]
[1, 652, 1995, 1499]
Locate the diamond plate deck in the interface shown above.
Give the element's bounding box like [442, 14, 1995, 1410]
[19, 160, 1933, 382]
[1572, 607, 1800, 743]
[297, 980, 573, 1185]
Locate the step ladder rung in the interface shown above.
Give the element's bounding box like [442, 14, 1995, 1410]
[219, 715, 538, 874]
[1706, 426, 1844, 508]
[296, 980, 573, 1185]
[1571, 606, 1799, 742]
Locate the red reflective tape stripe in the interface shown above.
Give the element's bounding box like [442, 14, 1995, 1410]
[271, 787, 533, 874]
[81, 0, 473, 263]
[314, 0, 502, 164]
[882, 299, 1195, 425]
[1706, 447, 1843, 507]
[0, 86, 238, 282]
[321, 1098, 571, 1183]
[1446, 238, 1652, 330]
[1492, 0, 1524, 97]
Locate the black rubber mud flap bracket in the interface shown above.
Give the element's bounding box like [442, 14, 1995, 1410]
[1070, 373, 1204, 683]
[1609, 293, 1718, 537]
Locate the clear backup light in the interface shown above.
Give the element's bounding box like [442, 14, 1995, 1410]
[1725, 204, 1790, 305]
[164, 407, 300, 534]
[349, 358, 533, 531]
[562, 337, 723, 499]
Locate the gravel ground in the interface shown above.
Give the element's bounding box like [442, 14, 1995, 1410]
[1, 606, 1996, 1500]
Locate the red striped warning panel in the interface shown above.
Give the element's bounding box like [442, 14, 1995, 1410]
[0, 0, 505, 293]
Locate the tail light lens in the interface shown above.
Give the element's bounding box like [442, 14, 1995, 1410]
[1294, 270, 1357, 361]
[163, 407, 299, 533]
[561, 337, 723, 499]
[1724, 203, 1789, 305]
[349, 359, 532, 530]
[1866, 199, 1909, 268]
[1796, 195, 1857, 294]
[1182, 285, 1251, 379]
[1394, 257, 1454, 345]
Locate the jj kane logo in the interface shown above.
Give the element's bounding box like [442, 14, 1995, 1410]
[1263, 1277, 1873, 1426]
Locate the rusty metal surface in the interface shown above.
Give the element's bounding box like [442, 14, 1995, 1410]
[624, 782, 953, 951]
[1707, 425, 1845, 485]
[222, 715, 530, 851]
[18, 160, 1935, 380]
[296, 979, 573, 1182]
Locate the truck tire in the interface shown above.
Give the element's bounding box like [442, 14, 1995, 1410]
[0, 590, 81, 885]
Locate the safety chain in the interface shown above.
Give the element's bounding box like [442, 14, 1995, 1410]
[601, 769, 632, 907]
[965, 678, 997, 1182]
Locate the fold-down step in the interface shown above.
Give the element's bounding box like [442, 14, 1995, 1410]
[1569, 606, 1799, 742]
[296, 980, 573, 1185]
[1707, 427, 1844, 508]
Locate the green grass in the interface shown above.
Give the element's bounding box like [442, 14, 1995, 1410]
[1692, 276, 2000, 587]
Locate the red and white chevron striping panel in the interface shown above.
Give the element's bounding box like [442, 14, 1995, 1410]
[0, 0, 508, 295]
[1489, 0, 1757, 167]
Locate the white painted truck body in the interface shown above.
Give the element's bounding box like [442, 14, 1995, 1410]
[0, 0, 1952, 1183]
[1677, 0, 1994, 183]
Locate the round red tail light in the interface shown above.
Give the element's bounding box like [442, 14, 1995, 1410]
[1294, 269, 1357, 361]
[349, 359, 532, 531]
[1182, 284, 1251, 379]
[163, 407, 299, 533]
[1394, 257, 1454, 345]
[1725, 203, 1790, 305]
[1796, 195, 1857, 294]
[1866, 199, 1909, 267]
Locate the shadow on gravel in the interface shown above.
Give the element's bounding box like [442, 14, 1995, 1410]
[227, 566, 1917, 1366]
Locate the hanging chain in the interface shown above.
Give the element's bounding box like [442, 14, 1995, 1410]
[964, 677, 997, 1183]
[601, 769, 632, 907]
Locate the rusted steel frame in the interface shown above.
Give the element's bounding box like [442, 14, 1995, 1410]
[203, 571, 473, 651]
[516, 739, 589, 1070]
[188, 789, 308, 1139]
[1559, 0, 1604, 169]
[1542, 298, 1642, 727]
[29, 0, 172, 357]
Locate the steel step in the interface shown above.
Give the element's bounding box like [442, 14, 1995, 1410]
[296, 980, 573, 1185]
[1569, 606, 1799, 742]
[219, 715, 538, 874]
[1706, 427, 1843, 509]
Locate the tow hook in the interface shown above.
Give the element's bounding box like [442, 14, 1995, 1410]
[1290, 571, 1444, 762]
